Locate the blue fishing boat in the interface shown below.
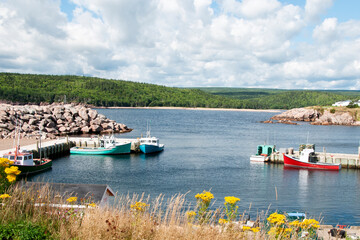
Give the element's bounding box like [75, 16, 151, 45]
[139, 126, 164, 154]
[70, 136, 131, 155]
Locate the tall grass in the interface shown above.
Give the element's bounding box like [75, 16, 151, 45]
[0, 184, 320, 239]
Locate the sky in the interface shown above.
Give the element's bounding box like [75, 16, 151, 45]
[0, 0, 360, 90]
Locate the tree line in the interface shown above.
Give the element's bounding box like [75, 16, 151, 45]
[0, 73, 357, 109]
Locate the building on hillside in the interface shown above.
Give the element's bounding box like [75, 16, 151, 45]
[332, 100, 352, 107]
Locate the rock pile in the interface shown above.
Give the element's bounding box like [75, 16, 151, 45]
[0, 103, 132, 139]
[270, 107, 360, 126]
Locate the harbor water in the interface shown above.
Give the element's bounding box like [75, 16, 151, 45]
[27, 109, 360, 225]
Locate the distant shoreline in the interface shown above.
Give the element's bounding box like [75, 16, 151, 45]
[94, 106, 282, 113]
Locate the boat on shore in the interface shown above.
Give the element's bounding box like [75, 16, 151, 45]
[2, 146, 52, 175]
[70, 135, 131, 155]
[283, 146, 341, 170]
[250, 145, 276, 162]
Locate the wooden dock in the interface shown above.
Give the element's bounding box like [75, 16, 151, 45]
[0, 137, 75, 159]
[0, 136, 141, 160]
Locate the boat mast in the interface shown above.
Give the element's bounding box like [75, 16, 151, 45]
[39, 130, 42, 161]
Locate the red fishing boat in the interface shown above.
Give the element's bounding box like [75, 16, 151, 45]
[283, 148, 341, 170]
[2, 145, 52, 176]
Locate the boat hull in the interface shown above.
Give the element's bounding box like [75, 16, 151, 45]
[250, 155, 269, 162]
[70, 142, 131, 155]
[16, 159, 52, 175]
[140, 144, 164, 154]
[283, 154, 341, 170]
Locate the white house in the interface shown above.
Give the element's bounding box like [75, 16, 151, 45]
[332, 100, 352, 107]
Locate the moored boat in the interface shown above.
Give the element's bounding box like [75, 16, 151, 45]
[70, 135, 131, 155]
[139, 126, 164, 154]
[250, 144, 275, 162]
[2, 146, 52, 175]
[283, 147, 341, 170]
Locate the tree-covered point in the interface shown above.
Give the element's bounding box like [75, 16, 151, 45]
[0, 73, 358, 109]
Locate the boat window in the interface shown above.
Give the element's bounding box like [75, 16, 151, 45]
[24, 156, 28, 160]
[9, 156, 15, 160]
[140, 140, 145, 143]
[29, 155, 32, 159]
[152, 140, 157, 143]
[17, 156, 23, 160]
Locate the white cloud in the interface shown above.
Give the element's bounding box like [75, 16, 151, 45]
[0, 0, 359, 89]
[305, 0, 334, 22]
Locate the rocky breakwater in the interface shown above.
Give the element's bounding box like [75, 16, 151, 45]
[269, 107, 360, 126]
[0, 103, 132, 139]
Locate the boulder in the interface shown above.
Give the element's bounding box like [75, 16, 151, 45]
[28, 118, 38, 126]
[78, 108, 89, 121]
[88, 109, 98, 120]
[91, 125, 103, 133]
[81, 126, 90, 133]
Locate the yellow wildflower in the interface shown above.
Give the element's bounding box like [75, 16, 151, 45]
[66, 197, 78, 203]
[218, 218, 228, 224]
[242, 226, 251, 231]
[130, 201, 149, 212]
[251, 227, 260, 233]
[0, 194, 11, 199]
[289, 220, 301, 227]
[267, 212, 286, 225]
[0, 158, 11, 167]
[195, 191, 214, 203]
[88, 203, 97, 208]
[6, 174, 16, 183]
[186, 211, 197, 217]
[5, 166, 21, 175]
[224, 196, 240, 205]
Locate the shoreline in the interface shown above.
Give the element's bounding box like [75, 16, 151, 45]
[94, 106, 282, 113]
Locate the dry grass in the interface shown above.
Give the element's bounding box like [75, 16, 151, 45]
[1, 184, 317, 240]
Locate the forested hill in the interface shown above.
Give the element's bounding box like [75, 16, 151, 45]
[0, 73, 357, 109]
[0, 73, 242, 108]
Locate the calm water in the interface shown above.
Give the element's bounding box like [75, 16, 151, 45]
[28, 109, 360, 225]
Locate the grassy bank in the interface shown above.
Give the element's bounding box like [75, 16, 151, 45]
[0, 184, 322, 240]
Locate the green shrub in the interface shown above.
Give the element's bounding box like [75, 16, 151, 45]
[330, 108, 336, 113]
[0, 221, 52, 240]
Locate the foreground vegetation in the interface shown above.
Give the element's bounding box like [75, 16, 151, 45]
[1, 72, 359, 109]
[0, 159, 322, 239]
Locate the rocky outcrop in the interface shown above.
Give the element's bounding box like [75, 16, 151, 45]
[0, 103, 132, 139]
[271, 108, 320, 122]
[270, 107, 360, 126]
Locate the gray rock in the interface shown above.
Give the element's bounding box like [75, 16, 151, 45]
[78, 107, 89, 121]
[91, 125, 103, 133]
[28, 118, 38, 125]
[88, 109, 98, 120]
[81, 126, 90, 133]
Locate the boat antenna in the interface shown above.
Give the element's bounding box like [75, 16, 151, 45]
[306, 131, 310, 144]
[13, 117, 18, 149]
[146, 120, 151, 138]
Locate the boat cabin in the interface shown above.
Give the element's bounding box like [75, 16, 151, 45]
[256, 145, 276, 156]
[140, 137, 160, 146]
[3, 150, 34, 166]
[299, 148, 317, 163]
[100, 136, 116, 148]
